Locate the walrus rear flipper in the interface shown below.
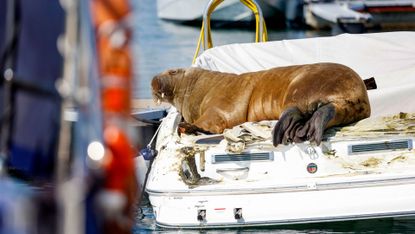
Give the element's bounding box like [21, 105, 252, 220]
[273, 103, 335, 146]
[272, 107, 305, 146]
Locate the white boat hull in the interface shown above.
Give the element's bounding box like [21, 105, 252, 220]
[304, 0, 415, 31]
[157, 0, 280, 23]
[146, 109, 415, 228]
[304, 2, 371, 30]
[149, 180, 415, 228]
[157, 0, 252, 22]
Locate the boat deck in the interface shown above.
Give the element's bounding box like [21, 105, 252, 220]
[147, 110, 415, 193]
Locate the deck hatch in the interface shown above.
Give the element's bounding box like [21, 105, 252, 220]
[348, 139, 413, 155]
[212, 152, 273, 164]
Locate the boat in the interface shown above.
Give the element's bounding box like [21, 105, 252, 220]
[145, 14, 415, 227]
[304, 0, 371, 32]
[156, 0, 285, 26]
[304, 0, 415, 32]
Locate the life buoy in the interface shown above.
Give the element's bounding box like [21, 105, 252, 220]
[91, 0, 137, 233]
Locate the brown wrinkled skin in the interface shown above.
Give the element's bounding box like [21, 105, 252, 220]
[151, 63, 371, 134]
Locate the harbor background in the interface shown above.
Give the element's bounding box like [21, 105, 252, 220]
[131, 0, 415, 232]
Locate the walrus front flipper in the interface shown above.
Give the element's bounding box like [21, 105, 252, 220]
[272, 103, 335, 146]
[272, 107, 305, 146]
[179, 122, 211, 135]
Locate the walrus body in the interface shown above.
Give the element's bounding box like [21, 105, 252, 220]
[152, 63, 370, 146]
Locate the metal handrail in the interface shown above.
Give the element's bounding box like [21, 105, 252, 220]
[192, 0, 268, 64]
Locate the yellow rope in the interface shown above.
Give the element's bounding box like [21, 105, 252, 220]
[192, 0, 223, 64]
[192, 23, 204, 64]
[192, 0, 268, 64]
[241, 0, 268, 42]
[240, 0, 258, 41]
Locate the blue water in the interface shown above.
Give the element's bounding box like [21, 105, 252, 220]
[131, 0, 415, 232]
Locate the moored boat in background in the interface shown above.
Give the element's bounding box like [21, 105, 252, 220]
[156, 0, 287, 27]
[304, 0, 415, 32]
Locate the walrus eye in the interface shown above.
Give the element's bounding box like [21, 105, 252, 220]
[169, 69, 178, 75]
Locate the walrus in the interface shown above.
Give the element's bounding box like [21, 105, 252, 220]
[151, 63, 371, 146]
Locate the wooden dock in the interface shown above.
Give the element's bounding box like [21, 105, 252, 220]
[132, 98, 171, 110]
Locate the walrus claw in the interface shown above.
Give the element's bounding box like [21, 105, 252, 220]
[272, 103, 335, 147]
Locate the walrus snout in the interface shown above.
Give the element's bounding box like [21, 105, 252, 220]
[151, 68, 185, 105]
[151, 75, 163, 105]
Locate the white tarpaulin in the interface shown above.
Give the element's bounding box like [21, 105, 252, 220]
[194, 31, 415, 118]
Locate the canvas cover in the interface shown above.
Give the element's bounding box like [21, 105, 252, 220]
[194, 31, 415, 118]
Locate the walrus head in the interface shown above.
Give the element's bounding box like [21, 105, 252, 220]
[151, 68, 186, 105]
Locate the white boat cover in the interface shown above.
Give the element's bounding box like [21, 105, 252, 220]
[193, 31, 415, 118]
